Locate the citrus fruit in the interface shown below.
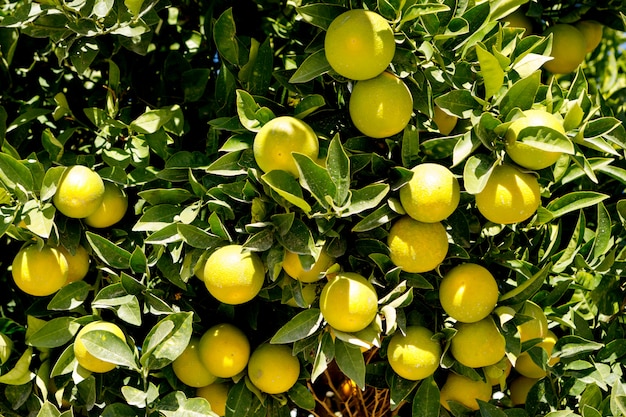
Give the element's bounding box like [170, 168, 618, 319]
[53, 165, 105, 218]
[574, 20, 603, 53]
[203, 245, 265, 305]
[502, 9, 534, 35]
[450, 316, 506, 368]
[387, 216, 448, 273]
[282, 248, 334, 283]
[281, 275, 318, 308]
[198, 323, 250, 378]
[56, 244, 90, 284]
[349, 71, 413, 138]
[399, 163, 460, 223]
[484, 357, 512, 387]
[510, 376, 541, 406]
[324, 9, 395, 80]
[439, 372, 492, 411]
[248, 343, 301, 394]
[517, 300, 549, 343]
[475, 163, 541, 224]
[172, 337, 217, 387]
[515, 330, 559, 378]
[12, 244, 69, 296]
[439, 263, 499, 323]
[196, 383, 229, 416]
[319, 272, 378, 333]
[253, 116, 319, 178]
[338, 378, 358, 400]
[433, 106, 458, 135]
[74, 321, 126, 373]
[542, 24, 587, 74]
[504, 109, 567, 170]
[84, 182, 128, 228]
[0, 333, 13, 365]
[387, 326, 442, 380]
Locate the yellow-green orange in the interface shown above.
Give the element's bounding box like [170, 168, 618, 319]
[172, 337, 217, 387]
[475, 164, 541, 224]
[248, 343, 300, 394]
[198, 323, 250, 378]
[542, 24, 587, 74]
[196, 383, 229, 416]
[282, 248, 334, 283]
[84, 182, 128, 228]
[574, 20, 603, 53]
[53, 165, 105, 218]
[324, 9, 395, 80]
[12, 245, 68, 296]
[281, 275, 318, 308]
[433, 105, 458, 135]
[440, 373, 492, 411]
[387, 326, 441, 380]
[349, 71, 413, 138]
[319, 272, 378, 333]
[400, 163, 460, 223]
[515, 330, 559, 378]
[387, 216, 448, 273]
[510, 376, 541, 406]
[74, 321, 125, 373]
[505, 109, 566, 170]
[502, 9, 533, 35]
[203, 245, 265, 305]
[439, 263, 499, 323]
[253, 116, 319, 177]
[0, 333, 13, 365]
[517, 300, 549, 343]
[484, 357, 512, 387]
[56, 244, 90, 284]
[450, 317, 506, 368]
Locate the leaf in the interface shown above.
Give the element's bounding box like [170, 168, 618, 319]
[0, 347, 34, 385]
[294, 94, 326, 119]
[80, 330, 138, 371]
[69, 38, 99, 74]
[334, 339, 365, 389]
[158, 391, 217, 417]
[289, 49, 331, 84]
[583, 117, 622, 139]
[26, 317, 80, 349]
[388, 371, 419, 410]
[463, 154, 496, 195]
[177, 224, 222, 249]
[554, 335, 604, 359]
[85, 232, 132, 269]
[515, 125, 574, 154]
[412, 376, 440, 417]
[225, 380, 266, 417]
[499, 70, 541, 117]
[476, 45, 504, 99]
[352, 203, 400, 232]
[288, 383, 316, 410]
[478, 399, 509, 417]
[499, 263, 551, 305]
[271, 309, 324, 344]
[47, 281, 91, 311]
[434, 90, 479, 118]
[262, 170, 312, 213]
[326, 135, 350, 205]
[132, 204, 181, 232]
[213, 8, 248, 66]
[137, 188, 193, 205]
[35, 402, 61, 417]
[343, 183, 390, 217]
[236, 90, 275, 132]
[296, 4, 346, 30]
[130, 107, 177, 134]
[294, 153, 336, 209]
[50, 345, 76, 378]
[546, 192, 609, 219]
[0, 152, 34, 197]
[141, 312, 193, 370]
[311, 331, 334, 382]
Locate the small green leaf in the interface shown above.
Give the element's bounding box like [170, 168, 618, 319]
[0, 347, 34, 385]
[463, 154, 496, 195]
[352, 203, 400, 233]
[554, 335, 604, 359]
[26, 317, 80, 349]
[311, 331, 334, 382]
[294, 94, 326, 119]
[80, 330, 138, 371]
[288, 383, 316, 410]
[289, 49, 332, 84]
[141, 312, 193, 370]
[130, 107, 177, 134]
[225, 380, 266, 417]
[546, 192, 609, 219]
[476, 45, 504, 99]
[213, 8, 248, 66]
[294, 153, 336, 209]
[499, 70, 541, 117]
[158, 391, 217, 417]
[327, 135, 350, 205]
[85, 232, 132, 269]
[48, 281, 91, 311]
[477, 399, 509, 417]
[434, 90, 479, 119]
[343, 183, 390, 217]
[262, 170, 312, 213]
[178, 224, 222, 249]
[271, 309, 324, 344]
[334, 339, 365, 389]
[0, 153, 34, 197]
[412, 376, 440, 417]
[236, 90, 275, 132]
[499, 262, 551, 305]
[35, 401, 61, 417]
[296, 4, 346, 30]
[133, 204, 181, 232]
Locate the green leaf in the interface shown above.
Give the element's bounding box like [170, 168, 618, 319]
[515, 125, 574, 154]
[137, 188, 193, 205]
[311, 331, 334, 382]
[343, 183, 390, 217]
[225, 380, 266, 417]
[288, 383, 316, 410]
[327, 135, 350, 205]
[80, 330, 138, 371]
[555, 335, 604, 359]
[296, 4, 346, 30]
[0, 347, 34, 385]
[141, 312, 193, 370]
[158, 391, 217, 417]
[133, 204, 181, 232]
[499, 263, 551, 305]
[499, 71, 541, 117]
[47, 281, 91, 311]
[294, 94, 326, 119]
[182, 68, 210, 102]
[92, 283, 142, 326]
[271, 309, 324, 344]
[412, 376, 440, 417]
[236, 90, 275, 132]
[205, 151, 247, 176]
[26, 317, 80, 349]
[289, 49, 331, 84]
[50, 345, 76, 378]
[462, 154, 496, 195]
[262, 170, 312, 213]
[69, 38, 99, 74]
[177, 224, 222, 249]
[388, 371, 419, 410]
[294, 153, 336, 209]
[478, 399, 509, 417]
[545, 192, 609, 219]
[130, 106, 178, 134]
[35, 402, 61, 417]
[434, 90, 479, 118]
[213, 8, 248, 66]
[583, 117, 622, 139]
[401, 125, 420, 168]
[0, 153, 34, 197]
[85, 232, 132, 269]
[334, 339, 365, 389]
[476, 45, 504, 99]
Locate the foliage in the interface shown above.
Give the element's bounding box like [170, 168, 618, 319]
[0, 0, 626, 416]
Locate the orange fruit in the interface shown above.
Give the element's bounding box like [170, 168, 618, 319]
[387, 216, 448, 273]
[387, 326, 441, 380]
[542, 24, 587, 74]
[439, 263, 499, 323]
[247, 343, 300, 394]
[12, 245, 68, 296]
[53, 165, 105, 218]
[319, 272, 378, 333]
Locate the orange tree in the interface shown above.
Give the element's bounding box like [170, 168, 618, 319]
[1, 0, 626, 416]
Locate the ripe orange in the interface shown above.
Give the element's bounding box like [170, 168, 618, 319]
[196, 383, 229, 416]
[433, 106, 458, 135]
[515, 330, 559, 378]
[74, 321, 126, 373]
[282, 248, 334, 283]
[439, 372, 492, 411]
[319, 272, 378, 333]
[387, 326, 442, 380]
[324, 9, 395, 80]
[56, 244, 90, 284]
[253, 116, 319, 178]
[12, 244, 69, 296]
[504, 109, 566, 170]
[53, 165, 105, 218]
[450, 316, 506, 368]
[502, 9, 534, 35]
[475, 163, 541, 224]
[439, 263, 499, 323]
[399, 163, 460, 223]
[172, 337, 217, 387]
[510, 376, 541, 406]
[575, 20, 603, 53]
[387, 216, 448, 273]
[542, 24, 587, 74]
[517, 300, 549, 343]
[84, 182, 128, 228]
[247, 343, 300, 394]
[203, 245, 265, 305]
[349, 71, 413, 138]
[198, 323, 250, 378]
